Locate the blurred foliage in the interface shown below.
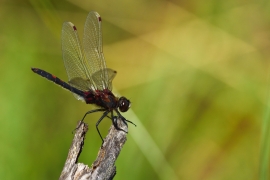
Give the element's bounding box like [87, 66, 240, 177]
[1, 0, 270, 179]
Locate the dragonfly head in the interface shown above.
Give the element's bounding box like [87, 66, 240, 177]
[118, 97, 131, 112]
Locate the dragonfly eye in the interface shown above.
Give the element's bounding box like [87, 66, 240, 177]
[118, 97, 130, 112]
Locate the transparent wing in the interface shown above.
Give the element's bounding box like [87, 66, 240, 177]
[68, 77, 90, 90]
[91, 68, 117, 90]
[62, 22, 94, 100]
[83, 11, 110, 90]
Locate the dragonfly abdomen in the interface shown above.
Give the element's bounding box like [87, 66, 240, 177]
[31, 68, 84, 97]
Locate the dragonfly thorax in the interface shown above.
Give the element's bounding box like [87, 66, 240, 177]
[83, 89, 118, 110]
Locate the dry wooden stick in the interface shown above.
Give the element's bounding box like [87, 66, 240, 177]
[59, 117, 128, 180]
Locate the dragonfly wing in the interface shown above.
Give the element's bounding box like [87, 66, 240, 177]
[62, 22, 89, 83]
[69, 77, 90, 90]
[91, 68, 117, 90]
[68, 77, 90, 101]
[83, 11, 110, 90]
[62, 22, 94, 99]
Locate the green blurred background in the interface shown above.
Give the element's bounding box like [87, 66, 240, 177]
[1, 0, 270, 179]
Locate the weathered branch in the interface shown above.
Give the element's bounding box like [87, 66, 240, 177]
[59, 117, 128, 180]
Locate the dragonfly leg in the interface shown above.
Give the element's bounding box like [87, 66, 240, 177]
[106, 111, 115, 120]
[115, 110, 136, 127]
[109, 110, 124, 132]
[123, 119, 136, 127]
[111, 116, 128, 134]
[73, 108, 106, 134]
[81, 108, 106, 122]
[111, 110, 136, 134]
[109, 111, 125, 132]
[96, 111, 110, 143]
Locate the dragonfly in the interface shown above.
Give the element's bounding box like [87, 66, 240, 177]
[31, 11, 136, 142]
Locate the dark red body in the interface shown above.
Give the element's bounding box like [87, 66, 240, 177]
[84, 89, 118, 110]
